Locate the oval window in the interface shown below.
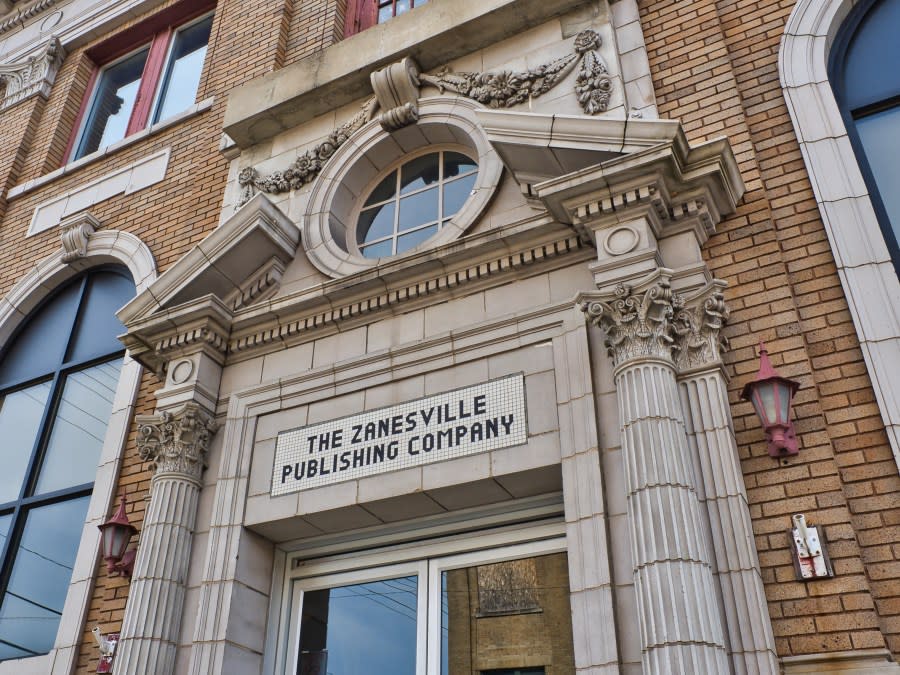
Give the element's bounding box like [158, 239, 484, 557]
[357, 150, 478, 258]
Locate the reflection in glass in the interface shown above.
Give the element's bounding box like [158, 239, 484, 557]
[75, 47, 150, 159]
[443, 173, 477, 218]
[298, 576, 417, 675]
[855, 106, 900, 248]
[400, 153, 440, 194]
[35, 361, 122, 495]
[66, 272, 135, 364]
[0, 382, 52, 504]
[397, 225, 438, 252]
[442, 553, 574, 675]
[444, 152, 477, 179]
[365, 171, 397, 207]
[0, 497, 90, 658]
[399, 187, 439, 230]
[360, 238, 394, 259]
[153, 16, 213, 123]
[358, 202, 395, 244]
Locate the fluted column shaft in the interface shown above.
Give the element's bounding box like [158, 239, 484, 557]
[115, 402, 216, 675]
[616, 357, 730, 673]
[115, 473, 201, 673]
[680, 368, 779, 675]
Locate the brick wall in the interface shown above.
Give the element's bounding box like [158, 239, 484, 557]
[638, 0, 900, 659]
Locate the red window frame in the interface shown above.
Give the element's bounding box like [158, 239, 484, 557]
[344, 0, 427, 38]
[63, 0, 216, 164]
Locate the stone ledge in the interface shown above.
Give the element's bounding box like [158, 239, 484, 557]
[222, 0, 587, 148]
[782, 650, 900, 674]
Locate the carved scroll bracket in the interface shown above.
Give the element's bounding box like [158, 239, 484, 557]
[371, 56, 420, 131]
[59, 211, 99, 263]
[136, 402, 218, 482]
[0, 36, 64, 110]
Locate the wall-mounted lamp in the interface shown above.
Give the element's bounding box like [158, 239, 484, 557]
[741, 342, 800, 458]
[98, 495, 137, 578]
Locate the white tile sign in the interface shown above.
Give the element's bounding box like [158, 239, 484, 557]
[271, 374, 527, 495]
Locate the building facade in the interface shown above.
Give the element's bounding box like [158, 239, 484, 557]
[0, 0, 897, 673]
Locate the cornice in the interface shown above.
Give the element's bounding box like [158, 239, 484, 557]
[122, 224, 591, 371]
[0, 0, 58, 36]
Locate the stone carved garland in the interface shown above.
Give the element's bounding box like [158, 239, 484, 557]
[136, 403, 217, 481]
[236, 30, 611, 208]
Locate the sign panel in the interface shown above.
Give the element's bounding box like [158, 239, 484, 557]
[271, 374, 527, 495]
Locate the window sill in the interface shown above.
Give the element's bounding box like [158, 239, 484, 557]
[7, 96, 214, 202]
[222, 0, 587, 148]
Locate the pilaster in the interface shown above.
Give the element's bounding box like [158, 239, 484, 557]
[115, 399, 219, 675]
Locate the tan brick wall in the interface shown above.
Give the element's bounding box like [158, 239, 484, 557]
[638, 0, 900, 659]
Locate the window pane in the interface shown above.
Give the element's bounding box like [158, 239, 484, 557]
[444, 152, 477, 179]
[855, 105, 900, 248]
[399, 187, 439, 231]
[34, 360, 122, 495]
[66, 271, 134, 364]
[395, 0, 410, 16]
[443, 173, 477, 218]
[0, 382, 52, 504]
[378, 2, 393, 23]
[0, 497, 90, 657]
[358, 202, 395, 244]
[153, 16, 213, 123]
[0, 282, 81, 388]
[76, 48, 149, 159]
[298, 576, 417, 675]
[843, 0, 900, 111]
[397, 224, 437, 253]
[365, 171, 397, 207]
[442, 553, 574, 675]
[400, 153, 440, 195]
[360, 239, 394, 259]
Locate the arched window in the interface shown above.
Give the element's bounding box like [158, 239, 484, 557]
[0, 268, 135, 661]
[831, 0, 900, 272]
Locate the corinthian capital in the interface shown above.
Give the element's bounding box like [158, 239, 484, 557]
[579, 274, 679, 368]
[672, 282, 730, 372]
[0, 37, 65, 110]
[136, 403, 217, 480]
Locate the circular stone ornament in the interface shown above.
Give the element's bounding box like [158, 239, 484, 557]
[603, 226, 640, 256]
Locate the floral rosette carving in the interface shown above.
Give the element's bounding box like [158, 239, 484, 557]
[672, 285, 730, 371]
[136, 403, 217, 481]
[581, 278, 679, 367]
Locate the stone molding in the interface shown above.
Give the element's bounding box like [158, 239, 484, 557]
[0, 0, 59, 35]
[780, 0, 900, 470]
[59, 210, 99, 263]
[0, 36, 64, 109]
[672, 280, 730, 373]
[237, 33, 611, 207]
[579, 272, 678, 368]
[136, 402, 217, 481]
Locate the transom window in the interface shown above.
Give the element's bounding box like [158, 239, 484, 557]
[377, 0, 428, 23]
[69, 9, 213, 162]
[831, 0, 900, 273]
[282, 537, 574, 675]
[345, 0, 429, 36]
[357, 151, 478, 259]
[0, 269, 134, 661]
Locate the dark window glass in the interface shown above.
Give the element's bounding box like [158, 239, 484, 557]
[298, 576, 418, 674]
[75, 48, 149, 160]
[832, 0, 900, 273]
[153, 16, 213, 123]
[358, 151, 477, 258]
[0, 269, 133, 661]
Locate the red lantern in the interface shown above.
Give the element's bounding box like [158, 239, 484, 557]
[741, 343, 801, 458]
[98, 495, 137, 577]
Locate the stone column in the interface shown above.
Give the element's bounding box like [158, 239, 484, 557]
[114, 402, 217, 674]
[580, 273, 730, 674]
[674, 286, 779, 675]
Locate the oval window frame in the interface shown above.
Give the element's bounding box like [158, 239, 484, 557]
[302, 96, 503, 278]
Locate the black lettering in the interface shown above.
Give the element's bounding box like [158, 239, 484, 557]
[307, 436, 317, 453]
[387, 440, 399, 459]
[421, 407, 435, 426]
[405, 412, 417, 432]
[455, 425, 467, 445]
[281, 465, 292, 483]
[470, 422, 483, 442]
[351, 424, 363, 444]
[408, 437, 420, 455]
[458, 399, 471, 419]
[423, 433, 435, 452]
[392, 415, 404, 434]
[486, 418, 499, 439]
[353, 447, 366, 468]
[373, 444, 385, 463]
[500, 414, 514, 434]
[333, 429, 343, 449]
[339, 451, 351, 471]
[378, 418, 390, 438]
[364, 421, 376, 441]
[474, 394, 486, 416]
[308, 459, 318, 478]
[437, 428, 453, 449]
